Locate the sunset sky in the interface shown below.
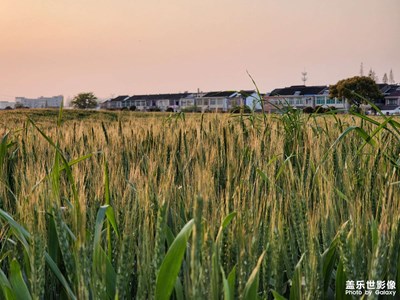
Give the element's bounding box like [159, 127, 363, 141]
[1, 0, 399, 101]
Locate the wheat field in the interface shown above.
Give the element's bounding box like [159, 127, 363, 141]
[0, 109, 399, 299]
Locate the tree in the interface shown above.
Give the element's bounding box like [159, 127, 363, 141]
[368, 68, 378, 82]
[71, 92, 98, 109]
[389, 69, 395, 84]
[329, 76, 383, 107]
[382, 73, 388, 84]
[360, 62, 364, 76]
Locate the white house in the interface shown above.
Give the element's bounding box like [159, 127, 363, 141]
[179, 93, 204, 111]
[124, 93, 192, 111]
[102, 96, 130, 109]
[380, 84, 400, 108]
[196, 91, 239, 112]
[233, 90, 263, 111]
[264, 85, 345, 112]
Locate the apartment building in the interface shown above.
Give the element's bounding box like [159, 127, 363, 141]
[15, 95, 63, 108]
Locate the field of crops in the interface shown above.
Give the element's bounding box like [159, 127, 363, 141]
[0, 109, 399, 299]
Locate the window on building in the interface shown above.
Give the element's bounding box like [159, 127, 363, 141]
[273, 98, 281, 105]
[326, 98, 335, 104]
[387, 99, 398, 105]
[316, 97, 325, 105]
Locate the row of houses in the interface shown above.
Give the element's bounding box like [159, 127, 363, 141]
[100, 90, 263, 112]
[265, 84, 400, 112]
[2, 84, 399, 112]
[101, 83, 400, 113]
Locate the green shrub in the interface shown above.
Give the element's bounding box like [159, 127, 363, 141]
[229, 105, 252, 114]
[181, 106, 201, 113]
[303, 106, 314, 114]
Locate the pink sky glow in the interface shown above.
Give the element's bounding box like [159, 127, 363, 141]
[0, 0, 399, 101]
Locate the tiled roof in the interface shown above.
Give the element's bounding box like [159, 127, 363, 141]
[202, 91, 237, 98]
[110, 95, 129, 102]
[381, 85, 400, 96]
[269, 85, 327, 96]
[385, 90, 400, 97]
[125, 93, 190, 102]
[236, 90, 257, 97]
[377, 84, 389, 90]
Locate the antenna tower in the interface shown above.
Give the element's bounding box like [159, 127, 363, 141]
[301, 70, 308, 85]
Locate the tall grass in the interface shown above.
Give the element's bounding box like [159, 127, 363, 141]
[0, 109, 399, 299]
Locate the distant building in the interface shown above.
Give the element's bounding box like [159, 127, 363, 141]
[101, 95, 130, 110]
[196, 90, 264, 112]
[198, 91, 240, 112]
[124, 95, 148, 111]
[15, 95, 63, 108]
[0, 101, 15, 110]
[99, 100, 109, 109]
[235, 90, 264, 111]
[153, 93, 190, 111]
[179, 93, 204, 111]
[380, 84, 400, 110]
[264, 85, 345, 112]
[124, 93, 191, 111]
